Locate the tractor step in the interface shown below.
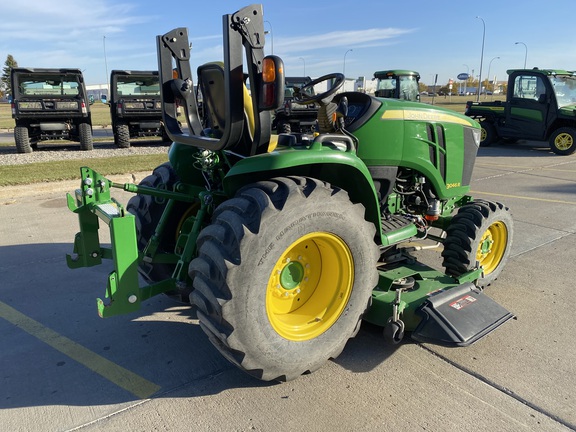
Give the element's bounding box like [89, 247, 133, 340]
[381, 214, 412, 232]
[411, 283, 514, 347]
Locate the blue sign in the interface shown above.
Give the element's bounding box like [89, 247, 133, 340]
[457, 73, 469, 80]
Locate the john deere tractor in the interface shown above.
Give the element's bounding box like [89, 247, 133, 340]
[67, 4, 514, 382]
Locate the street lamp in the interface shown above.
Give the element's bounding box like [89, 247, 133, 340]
[299, 57, 306, 77]
[264, 20, 273, 55]
[476, 16, 486, 102]
[515, 41, 527, 68]
[486, 56, 500, 98]
[343, 49, 353, 79]
[103, 35, 109, 98]
[463, 63, 469, 95]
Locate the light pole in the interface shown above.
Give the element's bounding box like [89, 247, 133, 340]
[476, 16, 486, 102]
[515, 41, 527, 68]
[343, 49, 353, 79]
[486, 56, 500, 98]
[463, 63, 469, 95]
[103, 35, 109, 98]
[299, 57, 306, 76]
[264, 20, 274, 55]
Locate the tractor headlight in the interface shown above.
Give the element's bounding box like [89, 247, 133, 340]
[471, 128, 481, 147]
[18, 101, 42, 110]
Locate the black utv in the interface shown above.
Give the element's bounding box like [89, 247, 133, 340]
[271, 76, 319, 134]
[10, 67, 93, 153]
[109, 70, 168, 148]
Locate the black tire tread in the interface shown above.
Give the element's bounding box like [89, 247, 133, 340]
[14, 126, 32, 153]
[115, 123, 131, 148]
[189, 176, 379, 381]
[442, 200, 513, 288]
[79, 123, 94, 151]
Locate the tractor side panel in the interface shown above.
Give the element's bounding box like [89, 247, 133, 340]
[354, 103, 479, 200]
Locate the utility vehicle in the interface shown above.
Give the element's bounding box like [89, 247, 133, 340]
[109, 70, 168, 148]
[374, 70, 420, 101]
[271, 76, 318, 134]
[67, 5, 514, 382]
[465, 68, 576, 155]
[10, 67, 93, 153]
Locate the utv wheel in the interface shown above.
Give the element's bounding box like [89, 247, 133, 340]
[479, 121, 497, 147]
[189, 176, 379, 381]
[114, 123, 131, 148]
[79, 123, 93, 151]
[442, 200, 513, 288]
[14, 126, 32, 153]
[549, 127, 576, 155]
[126, 162, 198, 299]
[161, 126, 171, 143]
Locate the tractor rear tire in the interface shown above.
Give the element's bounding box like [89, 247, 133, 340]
[442, 200, 513, 288]
[15, 126, 32, 153]
[549, 127, 576, 155]
[189, 176, 379, 381]
[126, 163, 197, 298]
[479, 121, 497, 147]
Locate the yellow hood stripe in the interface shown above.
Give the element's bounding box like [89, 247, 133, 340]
[382, 109, 475, 127]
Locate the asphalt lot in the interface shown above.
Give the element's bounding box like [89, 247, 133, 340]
[0, 140, 575, 432]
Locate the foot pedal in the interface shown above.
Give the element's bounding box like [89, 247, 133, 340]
[412, 283, 514, 347]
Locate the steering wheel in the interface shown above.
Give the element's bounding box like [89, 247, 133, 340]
[293, 73, 345, 104]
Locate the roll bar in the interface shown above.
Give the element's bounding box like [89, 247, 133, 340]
[156, 4, 283, 155]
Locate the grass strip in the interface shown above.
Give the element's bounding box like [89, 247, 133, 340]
[0, 153, 168, 187]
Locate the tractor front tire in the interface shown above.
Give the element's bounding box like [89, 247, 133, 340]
[442, 200, 513, 288]
[189, 176, 379, 381]
[549, 127, 576, 155]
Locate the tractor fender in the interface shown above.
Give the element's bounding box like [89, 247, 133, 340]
[223, 145, 383, 241]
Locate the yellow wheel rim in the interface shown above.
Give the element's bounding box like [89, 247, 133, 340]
[554, 132, 574, 151]
[266, 232, 354, 341]
[480, 128, 487, 142]
[175, 202, 201, 241]
[476, 221, 508, 275]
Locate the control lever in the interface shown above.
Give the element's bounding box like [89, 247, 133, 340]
[335, 96, 348, 130]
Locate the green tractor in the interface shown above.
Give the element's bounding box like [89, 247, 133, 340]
[67, 5, 514, 382]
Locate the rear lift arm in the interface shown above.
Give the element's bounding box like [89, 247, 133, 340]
[65, 167, 202, 317]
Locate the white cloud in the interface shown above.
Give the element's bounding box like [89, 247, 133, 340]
[276, 28, 415, 53]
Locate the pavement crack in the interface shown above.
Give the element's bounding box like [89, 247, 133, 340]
[419, 344, 576, 431]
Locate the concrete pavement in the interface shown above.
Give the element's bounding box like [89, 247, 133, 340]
[0, 142, 575, 431]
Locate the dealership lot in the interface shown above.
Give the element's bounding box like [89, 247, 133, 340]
[0, 140, 575, 431]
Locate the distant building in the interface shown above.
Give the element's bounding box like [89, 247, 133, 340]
[86, 84, 108, 99]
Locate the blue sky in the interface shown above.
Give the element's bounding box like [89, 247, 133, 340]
[2, 0, 575, 87]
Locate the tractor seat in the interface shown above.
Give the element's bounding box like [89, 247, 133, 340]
[197, 62, 277, 154]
